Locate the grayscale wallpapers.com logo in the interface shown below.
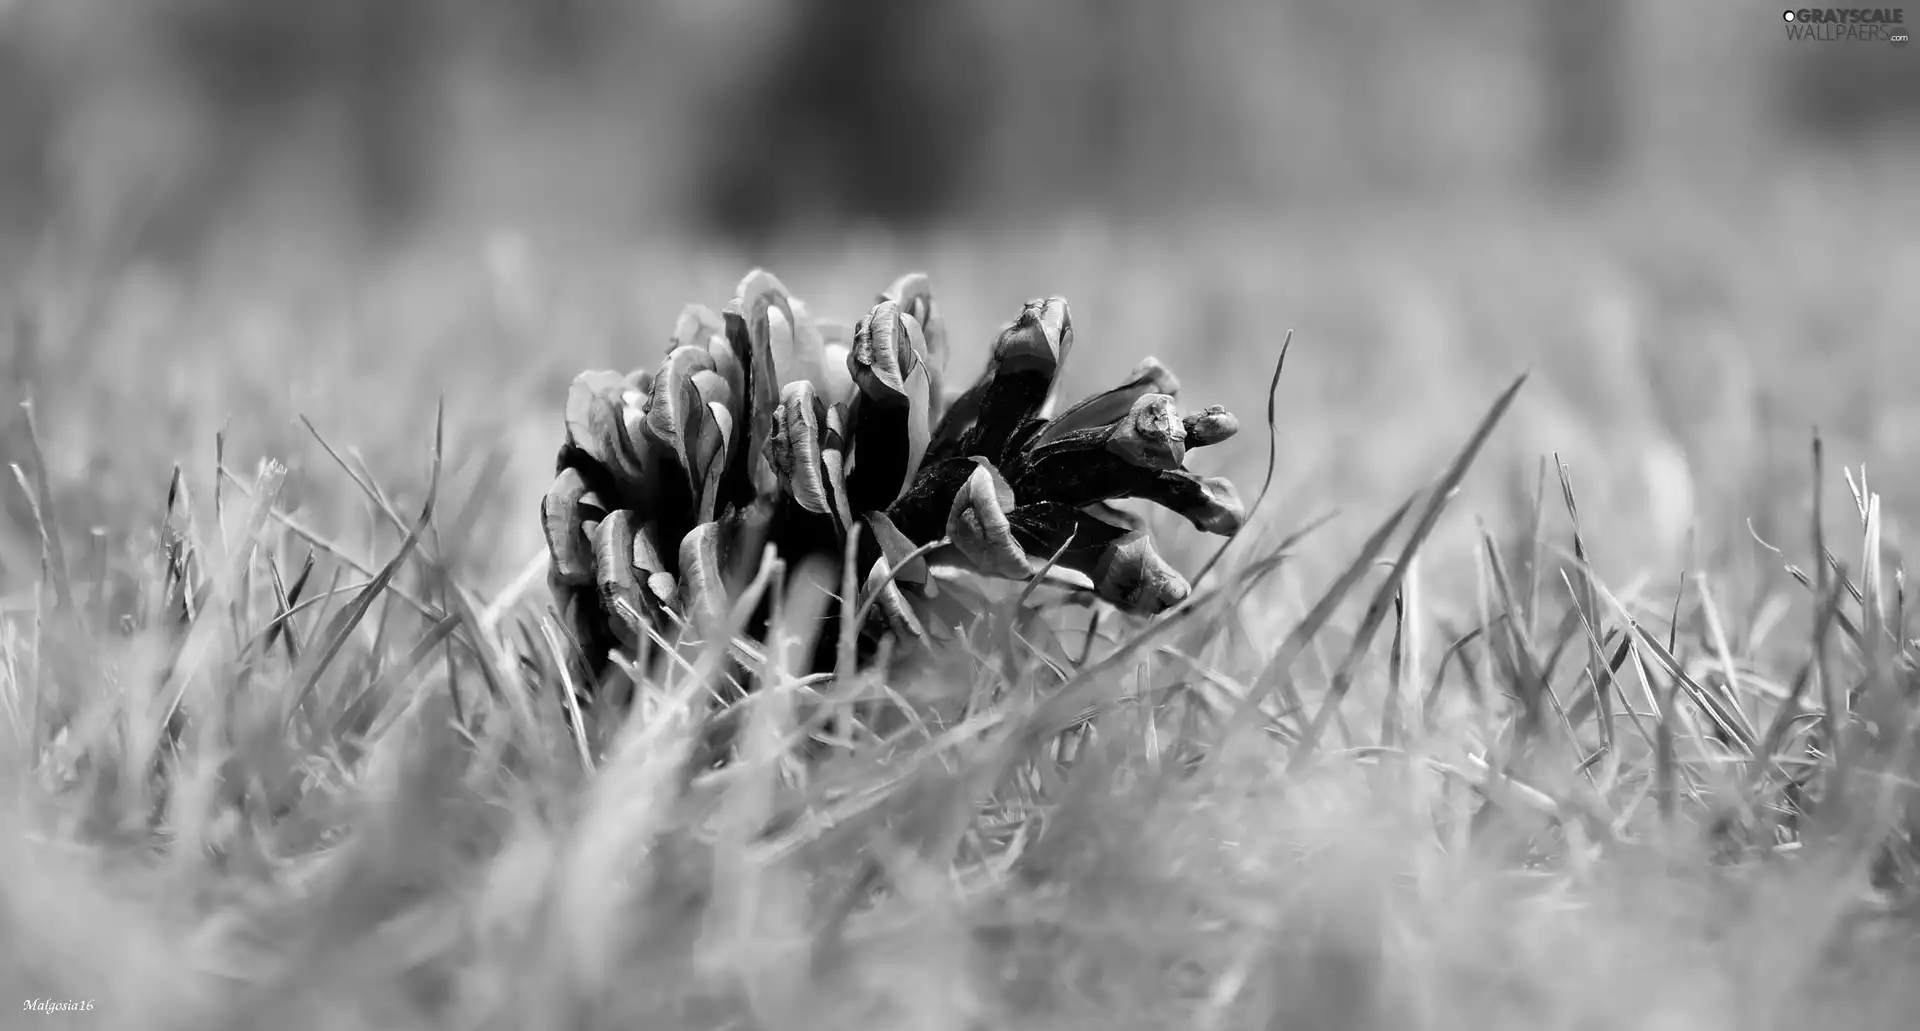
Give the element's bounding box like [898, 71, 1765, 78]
[1783, 7, 1910, 45]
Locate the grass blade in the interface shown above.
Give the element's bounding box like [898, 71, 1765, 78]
[1208, 494, 1416, 769]
[1286, 372, 1529, 771]
[281, 402, 445, 730]
[1192, 331, 1290, 589]
[16, 399, 72, 612]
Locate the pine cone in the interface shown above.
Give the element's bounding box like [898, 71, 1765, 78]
[542, 270, 1247, 684]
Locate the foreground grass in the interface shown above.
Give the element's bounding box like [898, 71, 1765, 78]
[3, 191, 1920, 1029]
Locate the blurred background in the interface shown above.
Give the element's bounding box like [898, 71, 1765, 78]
[4, 0, 1915, 250]
[0, 0, 1915, 601]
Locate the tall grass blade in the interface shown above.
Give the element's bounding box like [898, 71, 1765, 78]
[1811, 432, 1847, 806]
[1557, 458, 1615, 759]
[1287, 373, 1528, 771]
[16, 399, 72, 612]
[1192, 332, 1290, 588]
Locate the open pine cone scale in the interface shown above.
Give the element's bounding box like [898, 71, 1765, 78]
[542, 269, 1250, 681]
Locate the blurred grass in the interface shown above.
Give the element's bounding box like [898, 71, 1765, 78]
[1, 171, 1919, 1028]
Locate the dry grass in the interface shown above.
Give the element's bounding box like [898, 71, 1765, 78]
[2, 179, 1919, 1030]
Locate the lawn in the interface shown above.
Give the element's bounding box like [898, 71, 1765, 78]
[2, 168, 1918, 1029]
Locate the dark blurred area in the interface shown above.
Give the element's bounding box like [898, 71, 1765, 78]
[0, 0, 1915, 260]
